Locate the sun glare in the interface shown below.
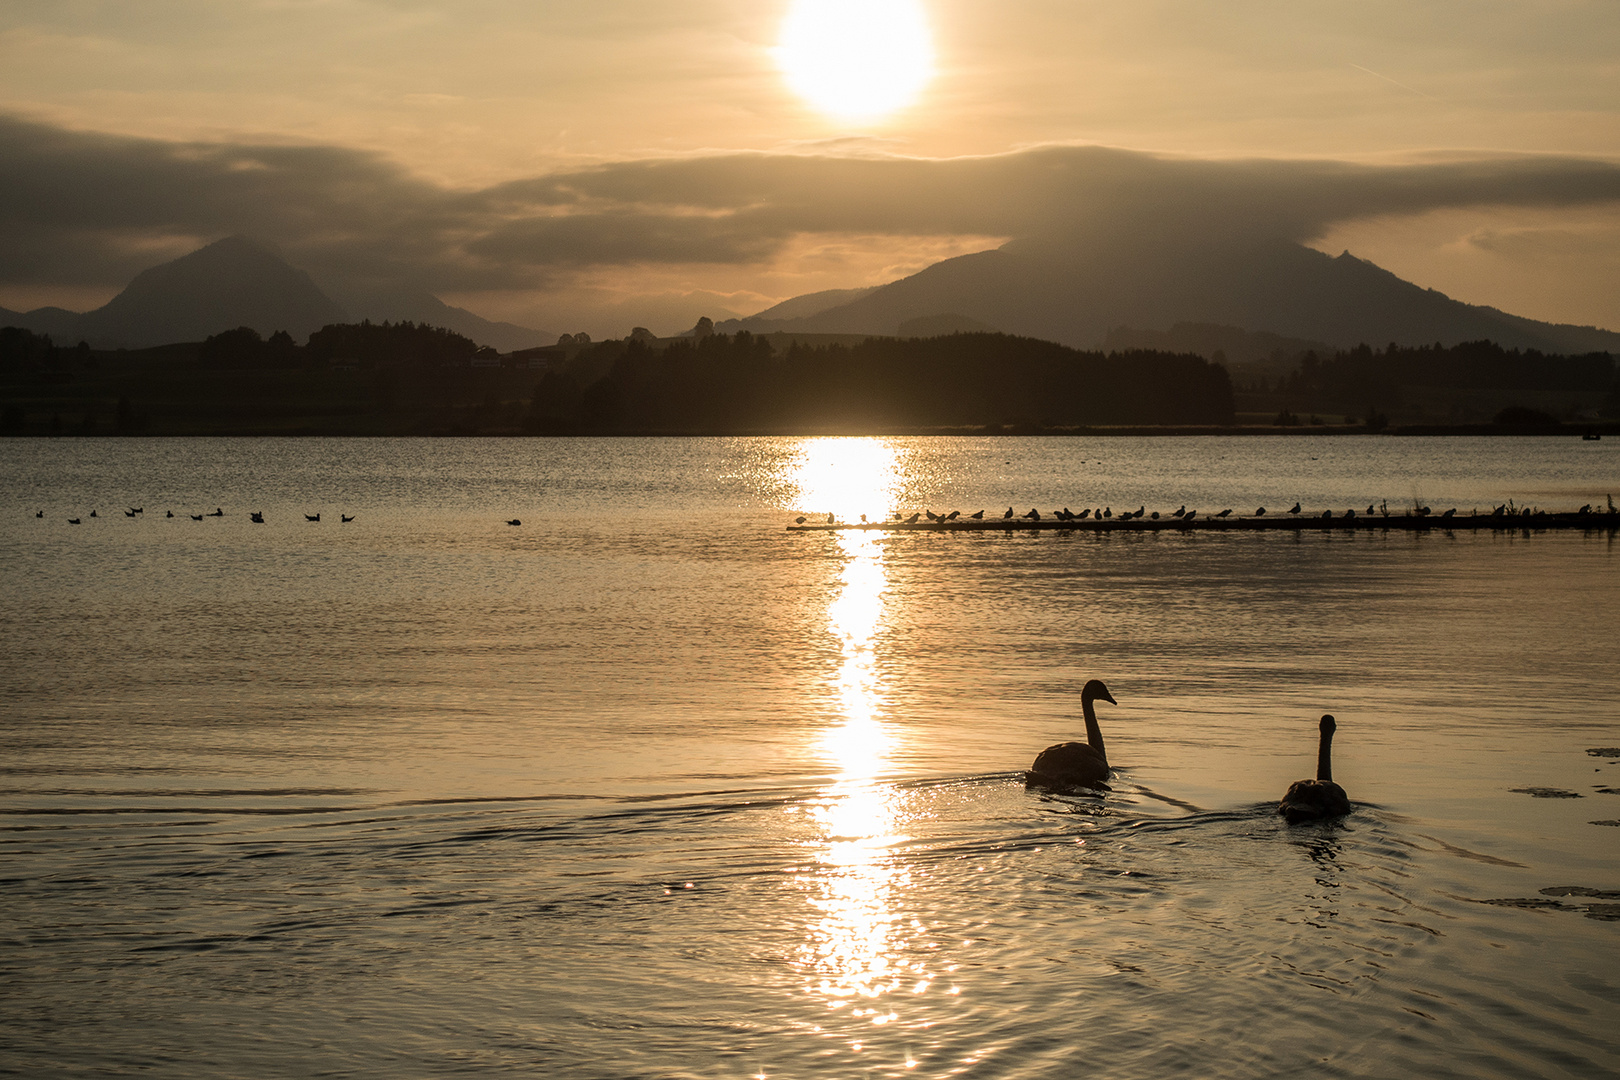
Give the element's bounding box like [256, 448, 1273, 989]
[776, 0, 935, 122]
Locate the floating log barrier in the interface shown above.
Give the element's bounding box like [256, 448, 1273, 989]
[788, 510, 1620, 533]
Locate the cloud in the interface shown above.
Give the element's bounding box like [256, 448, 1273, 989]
[3, 112, 1619, 303]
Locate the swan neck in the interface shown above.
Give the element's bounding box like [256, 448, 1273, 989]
[1317, 727, 1334, 783]
[1082, 694, 1107, 760]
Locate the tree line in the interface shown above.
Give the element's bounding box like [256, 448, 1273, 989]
[559, 331, 1236, 432]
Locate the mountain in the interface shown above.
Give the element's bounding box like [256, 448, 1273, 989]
[730, 238, 1620, 356]
[334, 287, 553, 352]
[58, 236, 346, 348]
[1, 237, 551, 351]
[721, 286, 879, 328]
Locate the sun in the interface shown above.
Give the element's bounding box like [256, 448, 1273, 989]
[776, 0, 935, 123]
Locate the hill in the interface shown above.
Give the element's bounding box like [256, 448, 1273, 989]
[1, 237, 551, 351]
[728, 239, 1620, 355]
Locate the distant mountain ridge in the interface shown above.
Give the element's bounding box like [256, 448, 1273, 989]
[726, 239, 1620, 356]
[0, 237, 552, 351]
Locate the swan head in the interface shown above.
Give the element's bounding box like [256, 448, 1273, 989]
[1320, 714, 1336, 736]
[1081, 679, 1117, 706]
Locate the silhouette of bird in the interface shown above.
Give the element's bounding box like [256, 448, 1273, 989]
[1150, 511, 1160, 519]
[1102, 508, 1112, 518]
[341, 514, 354, 523]
[925, 510, 940, 522]
[35, 509, 43, 518]
[209, 508, 224, 516]
[1288, 502, 1302, 514]
[130, 507, 143, 514]
[1255, 507, 1266, 516]
[249, 512, 264, 523]
[124, 509, 136, 517]
[1320, 509, 1332, 519]
[1132, 505, 1145, 518]
[90, 510, 97, 517]
[1003, 507, 1014, 519]
[794, 516, 806, 524]
[1216, 508, 1232, 518]
[1184, 509, 1197, 521]
[1366, 505, 1375, 515]
[906, 513, 921, 524]
[1440, 508, 1455, 518]
[506, 519, 521, 526]
[67, 518, 81, 525]
[166, 510, 173, 518]
[1172, 504, 1186, 518]
[1415, 506, 1431, 516]
[826, 513, 835, 524]
[1023, 508, 1040, 520]
[859, 514, 868, 523]
[970, 510, 985, 519]
[1345, 508, 1356, 519]
[190, 514, 203, 521]
[1278, 715, 1352, 824]
[1027, 679, 1119, 792]
[1078, 508, 1092, 519]
[305, 513, 320, 522]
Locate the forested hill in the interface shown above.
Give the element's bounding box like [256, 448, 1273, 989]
[575, 332, 1235, 432]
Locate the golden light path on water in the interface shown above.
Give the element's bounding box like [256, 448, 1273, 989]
[783, 439, 949, 1057]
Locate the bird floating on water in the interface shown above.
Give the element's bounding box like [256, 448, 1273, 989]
[36, 509, 43, 518]
[249, 512, 264, 523]
[341, 514, 354, 523]
[506, 519, 521, 526]
[209, 508, 224, 516]
[125, 509, 137, 517]
[1277, 715, 1352, 823]
[68, 517, 81, 525]
[305, 513, 320, 522]
[166, 510, 173, 518]
[190, 514, 203, 521]
[1027, 679, 1119, 792]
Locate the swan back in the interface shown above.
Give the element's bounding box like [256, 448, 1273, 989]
[1278, 714, 1351, 822]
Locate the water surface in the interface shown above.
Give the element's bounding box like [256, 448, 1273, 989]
[2, 436, 1618, 1078]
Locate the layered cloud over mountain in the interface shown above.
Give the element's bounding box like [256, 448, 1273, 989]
[3, 113, 1620, 338]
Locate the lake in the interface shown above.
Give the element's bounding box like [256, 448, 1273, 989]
[2, 434, 1618, 1078]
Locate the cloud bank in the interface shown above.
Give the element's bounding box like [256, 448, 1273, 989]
[3, 113, 1619, 323]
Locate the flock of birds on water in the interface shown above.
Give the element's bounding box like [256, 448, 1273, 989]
[1028, 678, 1351, 824]
[41, 507, 356, 524]
[795, 498, 1606, 525]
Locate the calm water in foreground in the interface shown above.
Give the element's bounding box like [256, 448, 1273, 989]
[3, 435, 1619, 1079]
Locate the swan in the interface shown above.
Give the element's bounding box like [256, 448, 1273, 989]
[1027, 679, 1118, 791]
[1277, 715, 1352, 823]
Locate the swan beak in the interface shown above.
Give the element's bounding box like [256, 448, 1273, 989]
[1102, 691, 1117, 705]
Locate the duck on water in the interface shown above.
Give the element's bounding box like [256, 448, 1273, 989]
[1277, 714, 1352, 823]
[1027, 679, 1118, 792]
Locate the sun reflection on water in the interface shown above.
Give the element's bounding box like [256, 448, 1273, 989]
[786, 438, 936, 1037]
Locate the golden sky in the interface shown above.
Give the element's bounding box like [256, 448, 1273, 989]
[2, 0, 1618, 336]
